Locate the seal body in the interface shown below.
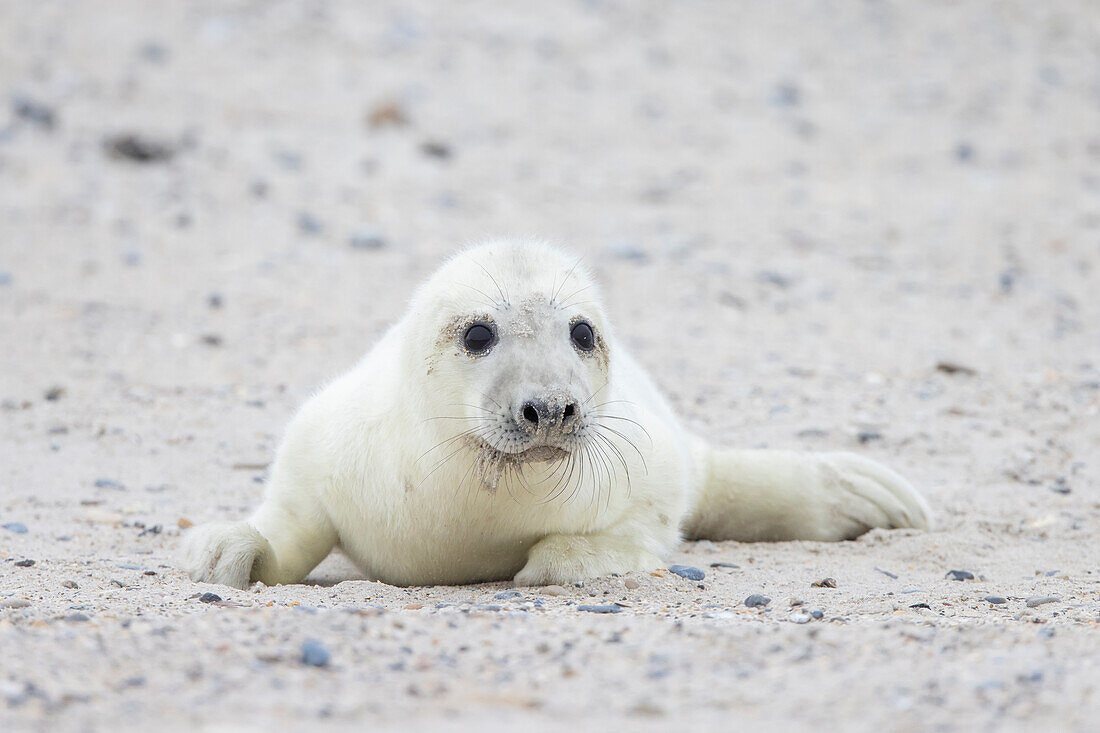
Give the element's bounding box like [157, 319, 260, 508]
[181, 240, 931, 588]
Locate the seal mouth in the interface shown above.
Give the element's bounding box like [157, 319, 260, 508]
[470, 436, 571, 465]
[510, 445, 569, 463]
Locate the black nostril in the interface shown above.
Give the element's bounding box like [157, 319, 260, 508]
[522, 404, 539, 425]
[563, 403, 575, 419]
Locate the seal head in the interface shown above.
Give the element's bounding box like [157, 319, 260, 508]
[406, 241, 611, 489]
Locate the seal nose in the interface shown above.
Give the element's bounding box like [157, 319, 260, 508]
[518, 397, 579, 433]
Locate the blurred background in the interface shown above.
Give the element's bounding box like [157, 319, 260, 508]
[2, 2, 1099, 729]
[3, 1, 1096, 391]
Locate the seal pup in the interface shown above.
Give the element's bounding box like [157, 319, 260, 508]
[181, 240, 931, 588]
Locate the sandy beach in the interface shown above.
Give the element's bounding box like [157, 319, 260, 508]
[1, 1, 1098, 730]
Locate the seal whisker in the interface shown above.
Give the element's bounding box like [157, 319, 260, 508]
[581, 380, 611, 407]
[592, 423, 648, 475]
[592, 429, 632, 500]
[561, 445, 589, 508]
[557, 283, 592, 310]
[592, 437, 618, 514]
[415, 425, 486, 465]
[455, 281, 504, 310]
[468, 257, 510, 307]
[594, 412, 654, 448]
[542, 446, 581, 505]
[584, 438, 612, 517]
[550, 256, 585, 307]
[477, 390, 506, 411]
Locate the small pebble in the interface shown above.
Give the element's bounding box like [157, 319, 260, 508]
[984, 596, 1007, 605]
[744, 594, 771, 608]
[14, 559, 35, 567]
[709, 562, 739, 569]
[0, 599, 31, 609]
[420, 140, 451, 159]
[623, 577, 641, 590]
[94, 478, 124, 490]
[137, 41, 169, 63]
[2, 522, 28, 534]
[576, 604, 622, 614]
[198, 592, 222, 604]
[44, 385, 65, 401]
[349, 228, 387, 250]
[541, 585, 569, 596]
[809, 609, 824, 620]
[668, 565, 705, 581]
[493, 590, 522, 600]
[301, 639, 330, 667]
[857, 431, 882, 445]
[936, 362, 977, 377]
[909, 603, 932, 610]
[12, 95, 56, 129]
[607, 241, 648, 262]
[65, 613, 90, 622]
[366, 101, 409, 128]
[811, 577, 837, 588]
[755, 270, 792, 288]
[1025, 596, 1059, 608]
[297, 212, 323, 235]
[104, 133, 175, 163]
[946, 570, 975, 581]
[954, 142, 975, 162]
[789, 611, 812, 624]
[62, 580, 78, 589]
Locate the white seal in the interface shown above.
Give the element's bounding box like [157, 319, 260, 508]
[181, 240, 931, 588]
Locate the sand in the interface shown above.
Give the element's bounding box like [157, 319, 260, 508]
[1, 1, 1098, 730]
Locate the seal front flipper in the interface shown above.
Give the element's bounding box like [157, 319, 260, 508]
[512, 531, 665, 587]
[178, 520, 271, 589]
[683, 445, 932, 542]
[180, 467, 338, 589]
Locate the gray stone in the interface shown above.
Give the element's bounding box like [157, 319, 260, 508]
[668, 565, 705, 581]
[301, 639, 330, 667]
[744, 594, 771, 608]
[350, 228, 386, 250]
[576, 604, 622, 614]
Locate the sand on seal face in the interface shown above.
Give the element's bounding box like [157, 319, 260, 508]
[1, 1, 1098, 731]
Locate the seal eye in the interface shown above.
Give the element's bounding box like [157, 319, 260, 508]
[463, 323, 495, 354]
[570, 321, 595, 351]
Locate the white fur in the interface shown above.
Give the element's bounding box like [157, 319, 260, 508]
[180, 239, 931, 589]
